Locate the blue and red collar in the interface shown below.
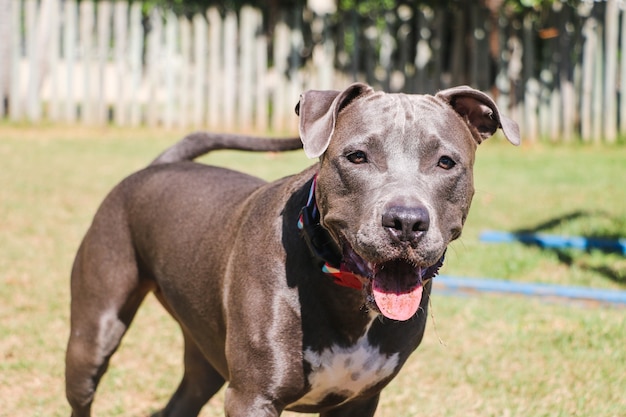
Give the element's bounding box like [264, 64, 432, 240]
[297, 176, 364, 289]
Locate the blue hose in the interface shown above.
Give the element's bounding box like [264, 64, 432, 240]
[479, 230, 626, 255]
[435, 275, 626, 305]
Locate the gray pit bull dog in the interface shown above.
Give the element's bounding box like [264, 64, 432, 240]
[65, 83, 520, 417]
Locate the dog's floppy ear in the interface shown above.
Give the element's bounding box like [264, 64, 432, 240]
[436, 86, 521, 146]
[296, 83, 374, 158]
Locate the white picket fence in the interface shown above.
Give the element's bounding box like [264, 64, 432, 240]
[0, 0, 350, 132]
[1, 0, 626, 143]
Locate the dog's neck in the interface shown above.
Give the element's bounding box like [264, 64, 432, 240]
[297, 175, 364, 289]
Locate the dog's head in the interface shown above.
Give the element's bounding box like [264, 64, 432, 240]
[296, 83, 520, 321]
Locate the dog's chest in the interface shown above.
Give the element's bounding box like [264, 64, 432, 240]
[291, 324, 400, 407]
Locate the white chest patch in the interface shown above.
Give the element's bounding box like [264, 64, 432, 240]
[291, 323, 400, 407]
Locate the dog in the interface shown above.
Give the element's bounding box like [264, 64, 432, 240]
[65, 82, 520, 416]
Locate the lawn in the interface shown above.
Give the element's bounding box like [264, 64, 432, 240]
[1, 125, 625, 416]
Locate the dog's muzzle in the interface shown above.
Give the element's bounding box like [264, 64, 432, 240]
[298, 175, 444, 321]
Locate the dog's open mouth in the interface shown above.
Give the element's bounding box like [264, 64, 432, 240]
[371, 260, 425, 321]
[341, 244, 443, 321]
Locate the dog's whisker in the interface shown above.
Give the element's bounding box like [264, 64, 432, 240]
[429, 297, 447, 347]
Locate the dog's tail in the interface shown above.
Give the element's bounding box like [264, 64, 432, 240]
[150, 131, 303, 165]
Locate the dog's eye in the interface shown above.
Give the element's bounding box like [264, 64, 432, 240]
[346, 150, 368, 164]
[437, 156, 456, 170]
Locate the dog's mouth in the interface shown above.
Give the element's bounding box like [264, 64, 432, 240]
[340, 243, 444, 321]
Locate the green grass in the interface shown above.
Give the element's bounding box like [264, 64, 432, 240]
[0, 125, 625, 416]
[445, 142, 626, 289]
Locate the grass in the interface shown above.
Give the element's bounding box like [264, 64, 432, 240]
[0, 124, 625, 416]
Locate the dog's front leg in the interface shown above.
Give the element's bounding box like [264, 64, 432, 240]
[224, 386, 283, 417]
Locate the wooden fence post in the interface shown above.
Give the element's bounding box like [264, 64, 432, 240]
[559, 5, 575, 142]
[450, 7, 466, 87]
[9, 0, 21, 121]
[47, 0, 61, 122]
[507, 33, 523, 134]
[0, 0, 10, 117]
[80, 0, 95, 125]
[192, 13, 207, 128]
[223, 11, 237, 130]
[179, 15, 191, 129]
[254, 11, 268, 132]
[314, 14, 335, 90]
[379, 13, 393, 92]
[348, 8, 360, 83]
[272, 18, 289, 132]
[621, 7, 626, 138]
[146, 8, 163, 127]
[30, 0, 57, 122]
[523, 13, 538, 142]
[549, 87, 561, 142]
[604, 0, 618, 142]
[96, 1, 111, 126]
[413, 7, 431, 93]
[63, 0, 77, 123]
[287, 6, 303, 131]
[128, 2, 142, 126]
[393, 6, 411, 93]
[580, 15, 596, 142]
[113, 1, 128, 126]
[470, 6, 490, 91]
[239, 6, 255, 130]
[495, 12, 511, 123]
[207, 7, 221, 128]
[592, 20, 604, 143]
[163, 11, 176, 129]
[26, 0, 41, 121]
[431, 7, 445, 92]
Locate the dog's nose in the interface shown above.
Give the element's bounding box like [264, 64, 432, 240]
[382, 205, 430, 243]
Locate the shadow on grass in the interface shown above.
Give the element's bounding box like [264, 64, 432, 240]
[512, 210, 626, 285]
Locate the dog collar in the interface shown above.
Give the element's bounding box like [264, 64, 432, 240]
[297, 176, 364, 289]
[297, 176, 445, 290]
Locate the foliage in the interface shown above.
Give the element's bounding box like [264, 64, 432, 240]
[139, 0, 580, 15]
[140, 0, 301, 15]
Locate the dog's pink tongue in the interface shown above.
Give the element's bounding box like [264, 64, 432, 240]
[372, 283, 423, 321]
